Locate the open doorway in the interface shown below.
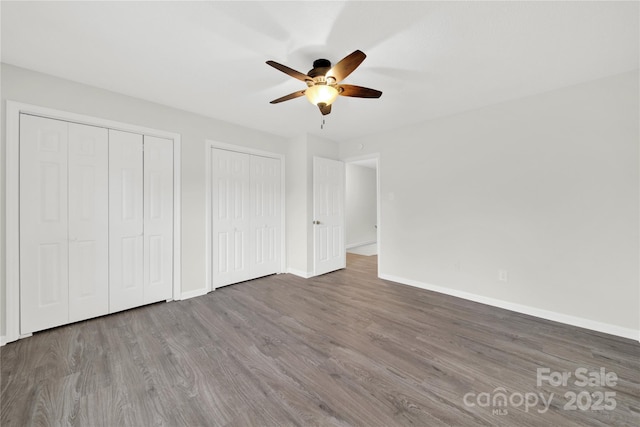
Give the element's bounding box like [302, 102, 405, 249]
[344, 156, 379, 273]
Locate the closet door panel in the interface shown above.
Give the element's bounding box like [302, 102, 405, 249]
[19, 114, 69, 334]
[68, 123, 109, 322]
[250, 156, 281, 278]
[211, 149, 250, 287]
[143, 136, 174, 303]
[109, 130, 144, 312]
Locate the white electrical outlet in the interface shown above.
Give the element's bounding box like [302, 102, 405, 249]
[454, 262, 461, 272]
[498, 269, 508, 282]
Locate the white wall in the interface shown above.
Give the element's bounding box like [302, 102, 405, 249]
[1, 63, 289, 337]
[340, 71, 640, 338]
[346, 164, 377, 247]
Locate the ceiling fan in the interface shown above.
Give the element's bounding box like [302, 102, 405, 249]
[266, 50, 382, 116]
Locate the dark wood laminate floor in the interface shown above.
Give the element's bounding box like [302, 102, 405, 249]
[2, 254, 639, 426]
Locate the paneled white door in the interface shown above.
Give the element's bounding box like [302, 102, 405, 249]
[250, 155, 281, 278]
[17, 111, 176, 337]
[68, 123, 109, 322]
[313, 156, 346, 276]
[143, 136, 174, 303]
[20, 115, 70, 334]
[211, 148, 251, 287]
[109, 129, 144, 312]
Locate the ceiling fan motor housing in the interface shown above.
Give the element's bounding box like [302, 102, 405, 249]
[308, 58, 332, 80]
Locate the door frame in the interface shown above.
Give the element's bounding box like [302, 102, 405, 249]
[342, 153, 381, 278]
[4, 101, 182, 345]
[204, 140, 286, 293]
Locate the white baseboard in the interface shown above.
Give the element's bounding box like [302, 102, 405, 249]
[288, 268, 313, 279]
[180, 288, 209, 300]
[1, 333, 32, 346]
[379, 274, 639, 342]
[346, 240, 377, 250]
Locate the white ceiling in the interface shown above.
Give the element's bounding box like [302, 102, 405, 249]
[2, 1, 638, 142]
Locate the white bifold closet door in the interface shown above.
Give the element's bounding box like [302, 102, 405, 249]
[143, 136, 174, 303]
[19, 117, 174, 334]
[68, 123, 109, 322]
[211, 149, 251, 287]
[109, 130, 144, 312]
[250, 155, 281, 278]
[109, 130, 174, 312]
[20, 115, 108, 334]
[211, 148, 280, 288]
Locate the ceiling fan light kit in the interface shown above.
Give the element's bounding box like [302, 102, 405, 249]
[267, 50, 382, 116]
[305, 84, 339, 106]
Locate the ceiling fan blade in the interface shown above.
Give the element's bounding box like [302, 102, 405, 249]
[269, 90, 306, 104]
[266, 60, 311, 82]
[339, 84, 382, 98]
[326, 50, 366, 83]
[319, 103, 332, 116]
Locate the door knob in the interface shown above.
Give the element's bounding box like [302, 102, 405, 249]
[313, 220, 321, 225]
